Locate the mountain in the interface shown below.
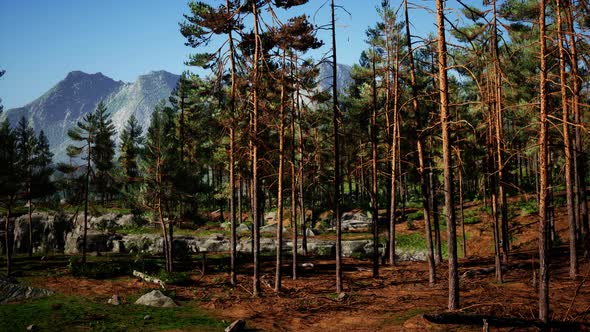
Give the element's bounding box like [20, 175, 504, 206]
[2, 65, 352, 162]
[2, 70, 180, 161]
[318, 62, 353, 95]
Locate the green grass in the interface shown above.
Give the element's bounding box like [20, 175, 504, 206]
[0, 294, 224, 332]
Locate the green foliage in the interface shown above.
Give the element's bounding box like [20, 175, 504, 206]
[0, 294, 224, 331]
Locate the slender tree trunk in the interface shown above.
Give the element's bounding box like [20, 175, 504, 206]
[538, 0, 550, 322]
[28, 181, 33, 257]
[405, 0, 435, 284]
[492, 0, 509, 262]
[5, 206, 11, 275]
[82, 141, 91, 265]
[297, 65, 308, 257]
[251, 0, 261, 297]
[371, 48, 379, 277]
[430, 171, 442, 264]
[291, 66, 298, 280]
[331, 0, 343, 294]
[436, 0, 459, 310]
[459, 168, 467, 258]
[275, 50, 286, 292]
[556, 0, 578, 279]
[565, 0, 588, 253]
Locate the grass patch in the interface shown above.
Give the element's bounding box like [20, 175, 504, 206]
[0, 294, 224, 332]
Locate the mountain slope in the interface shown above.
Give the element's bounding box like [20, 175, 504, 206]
[2, 71, 179, 161]
[2, 65, 352, 162]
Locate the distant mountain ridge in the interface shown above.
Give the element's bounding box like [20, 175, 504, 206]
[2, 70, 180, 161]
[2, 65, 352, 162]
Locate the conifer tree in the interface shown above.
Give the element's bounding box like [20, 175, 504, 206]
[119, 115, 143, 182]
[15, 117, 39, 257]
[58, 109, 98, 264]
[0, 119, 19, 274]
[93, 102, 116, 205]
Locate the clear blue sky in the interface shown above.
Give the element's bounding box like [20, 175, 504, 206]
[0, 0, 440, 110]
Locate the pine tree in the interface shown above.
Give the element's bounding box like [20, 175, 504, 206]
[15, 117, 39, 257]
[141, 100, 177, 272]
[119, 115, 143, 182]
[436, 0, 459, 310]
[0, 119, 20, 274]
[93, 102, 116, 205]
[58, 110, 98, 264]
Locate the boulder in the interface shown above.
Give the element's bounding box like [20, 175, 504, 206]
[342, 240, 370, 257]
[236, 223, 251, 235]
[135, 290, 177, 308]
[341, 211, 372, 231]
[305, 228, 315, 237]
[0, 279, 54, 303]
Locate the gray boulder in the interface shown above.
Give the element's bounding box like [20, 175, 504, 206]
[0, 279, 54, 303]
[135, 290, 177, 308]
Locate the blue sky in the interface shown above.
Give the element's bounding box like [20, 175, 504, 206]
[0, 0, 440, 110]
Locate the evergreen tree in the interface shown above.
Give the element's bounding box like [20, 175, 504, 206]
[0, 119, 19, 274]
[119, 114, 143, 182]
[58, 110, 98, 264]
[15, 117, 39, 257]
[93, 102, 116, 205]
[140, 100, 178, 272]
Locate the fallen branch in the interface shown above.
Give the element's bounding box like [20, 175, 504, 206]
[132, 270, 166, 289]
[423, 312, 590, 330]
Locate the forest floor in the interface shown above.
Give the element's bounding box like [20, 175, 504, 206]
[4, 196, 590, 331]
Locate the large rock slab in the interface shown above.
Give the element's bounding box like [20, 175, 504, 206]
[0, 279, 54, 303]
[135, 290, 177, 307]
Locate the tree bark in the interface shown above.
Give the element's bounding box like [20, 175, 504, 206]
[436, 0, 459, 310]
[331, 0, 343, 294]
[275, 49, 286, 292]
[538, 0, 550, 322]
[371, 47, 379, 277]
[251, 0, 261, 297]
[556, 0, 578, 279]
[405, 0, 435, 284]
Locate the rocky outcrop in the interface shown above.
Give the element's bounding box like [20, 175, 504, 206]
[2, 212, 426, 262]
[0, 279, 54, 303]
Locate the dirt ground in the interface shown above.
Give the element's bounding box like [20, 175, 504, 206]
[31, 200, 590, 331]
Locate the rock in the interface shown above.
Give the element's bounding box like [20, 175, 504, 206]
[225, 319, 246, 332]
[305, 228, 315, 237]
[107, 294, 121, 305]
[0, 279, 54, 303]
[264, 211, 276, 222]
[260, 223, 279, 234]
[341, 211, 372, 231]
[144, 315, 152, 320]
[341, 240, 370, 257]
[135, 290, 177, 308]
[236, 223, 250, 235]
[116, 214, 135, 227]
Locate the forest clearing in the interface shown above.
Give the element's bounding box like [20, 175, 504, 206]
[2, 0, 590, 330]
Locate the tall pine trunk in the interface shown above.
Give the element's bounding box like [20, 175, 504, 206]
[405, 0, 435, 284]
[556, 0, 578, 279]
[436, 0, 459, 310]
[275, 50, 286, 292]
[538, 0, 550, 322]
[251, 0, 261, 297]
[331, 0, 343, 294]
